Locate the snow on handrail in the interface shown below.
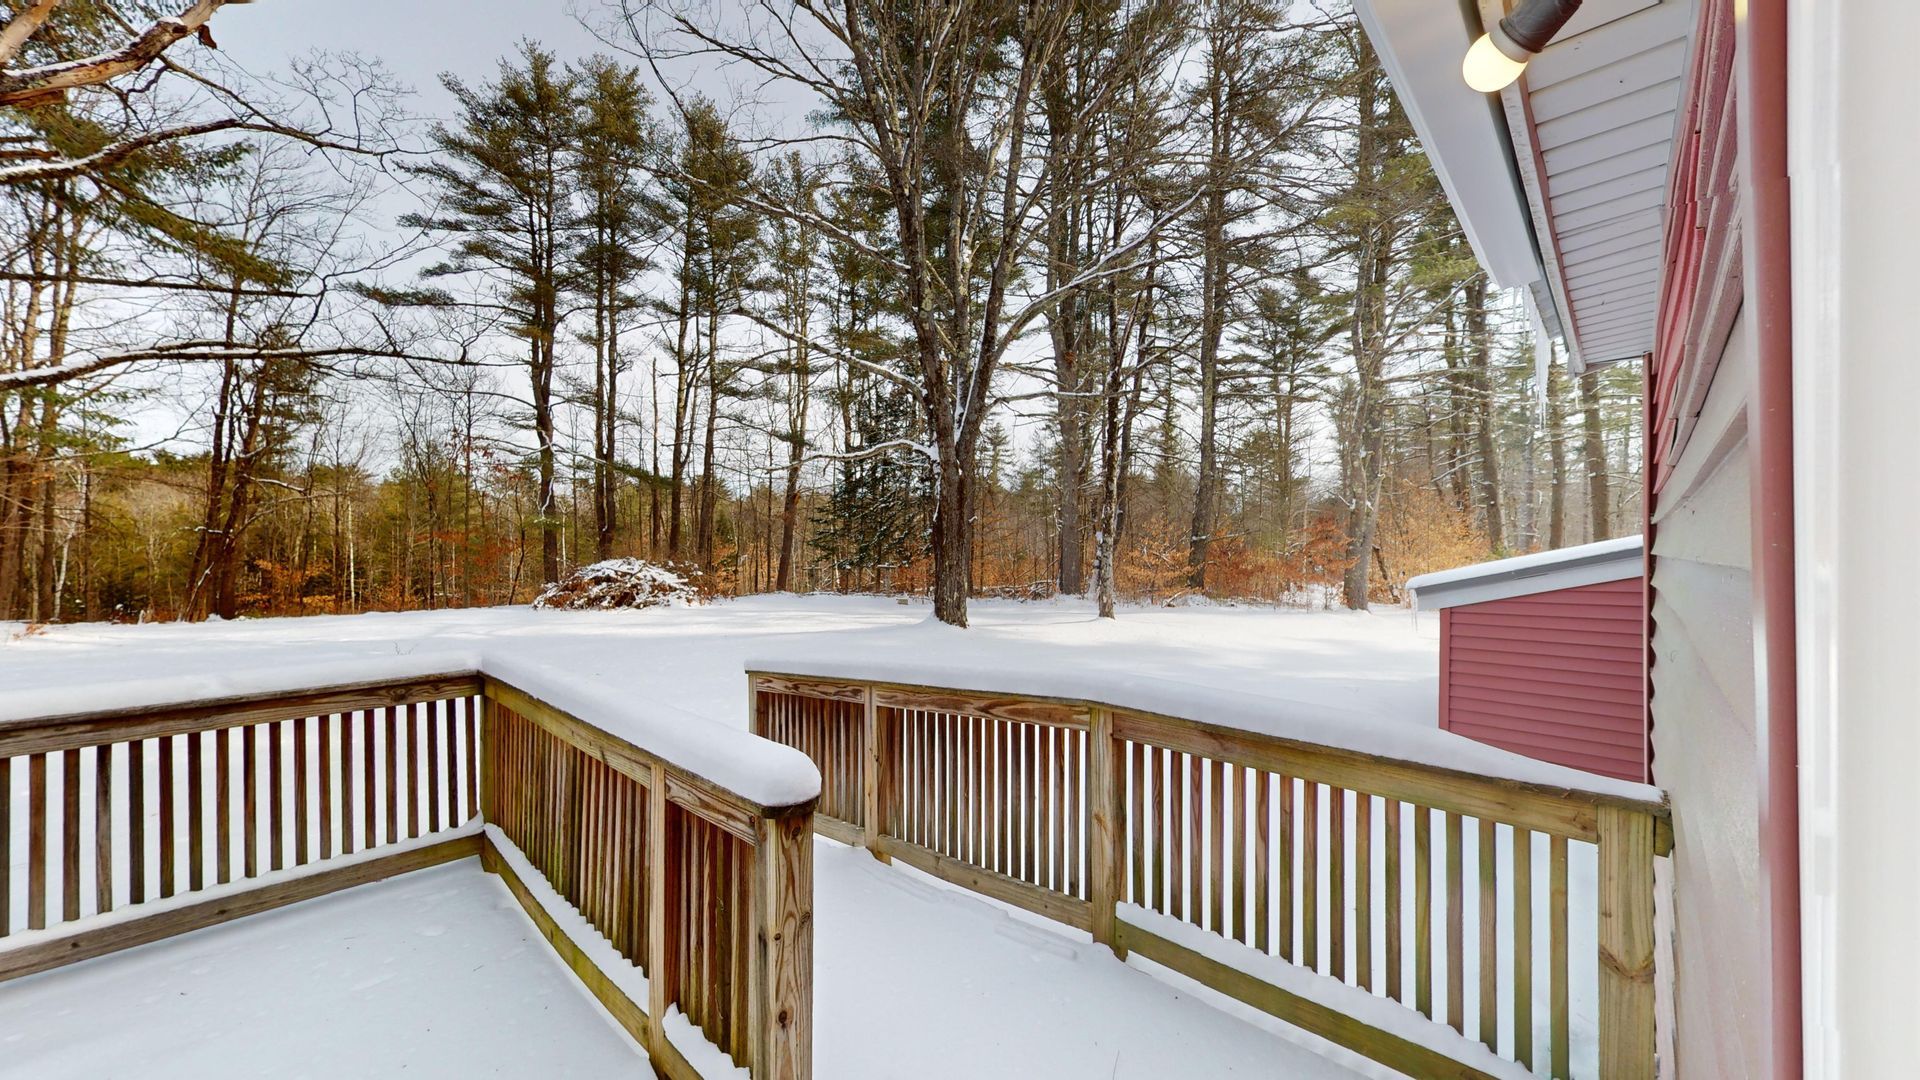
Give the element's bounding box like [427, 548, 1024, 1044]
[0, 652, 821, 810]
[742, 654, 1662, 809]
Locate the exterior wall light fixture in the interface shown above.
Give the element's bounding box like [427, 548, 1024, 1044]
[1463, 0, 1584, 93]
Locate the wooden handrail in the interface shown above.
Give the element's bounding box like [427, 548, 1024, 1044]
[480, 677, 815, 1079]
[751, 669, 1667, 1080]
[0, 671, 817, 1080]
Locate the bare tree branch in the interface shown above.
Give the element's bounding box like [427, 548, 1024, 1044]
[0, 0, 240, 108]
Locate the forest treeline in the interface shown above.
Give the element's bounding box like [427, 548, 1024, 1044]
[0, 0, 1640, 627]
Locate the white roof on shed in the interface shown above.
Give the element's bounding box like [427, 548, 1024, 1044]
[1407, 535, 1645, 610]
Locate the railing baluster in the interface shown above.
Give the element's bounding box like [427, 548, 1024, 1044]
[1254, 767, 1270, 954]
[128, 742, 145, 904]
[407, 703, 423, 841]
[1, 756, 11, 935]
[63, 747, 81, 919]
[158, 737, 176, 896]
[1208, 757, 1225, 935]
[1551, 833, 1570, 1078]
[185, 732, 203, 891]
[1121, 734, 1136, 903]
[1231, 764, 1248, 945]
[1385, 797, 1401, 1002]
[1152, 745, 1167, 910]
[1447, 810, 1464, 1034]
[1022, 722, 1037, 885]
[1330, 785, 1346, 981]
[383, 706, 398, 848]
[294, 717, 310, 867]
[216, 726, 232, 884]
[95, 744, 113, 914]
[1356, 792, 1372, 991]
[425, 702, 440, 836]
[1480, 817, 1498, 1050]
[1514, 826, 1534, 1067]
[464, 695, 480, 823]
[1302, 779, 1319, 970]
[340, 713, 356, 856]
[1278, 772, 1293, 963]
[1414, 803, 1431, 1018]
[1186, 753, 1203, 925]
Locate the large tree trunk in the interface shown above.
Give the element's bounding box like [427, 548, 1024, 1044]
[1547, 358, 1569, 548]
[696, 323, 720, 570]
[668, 315, 692, 562]
[1579, 368, 1612, 540]
[534, 347, 558, 585]
[931, 454, 973, 627]
[1054, 327, 1087, 595]
[1466, 275, 1505, 551]
[775, 339, 807, 593]
[1340, 35, 1390, 611]
[1185, 193, 1227, 591]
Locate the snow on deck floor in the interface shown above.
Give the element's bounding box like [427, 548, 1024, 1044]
[0, 839, 1380, 1080]
[814, 838, 1377, 1079]
[0, 859, 650, 1078]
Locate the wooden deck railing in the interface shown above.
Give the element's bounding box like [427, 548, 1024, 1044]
[482, 677, 815, 1079]
[750, 670, 1671, 1080]
[1, 672, 817, 1080]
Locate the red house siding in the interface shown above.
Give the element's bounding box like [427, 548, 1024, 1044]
[1438, 577, 1649, 782]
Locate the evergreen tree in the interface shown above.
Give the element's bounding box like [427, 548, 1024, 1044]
[401, 43, 579, 585]
[811, 380, 930, 591]
[570, 57, 655, 561]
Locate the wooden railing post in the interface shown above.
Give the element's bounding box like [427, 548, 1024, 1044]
[1597, 805, 1657, 1079]
[751, 810, 814, 1079]
[1087, 706, 1121, 957]
[861, 687, 888, 863]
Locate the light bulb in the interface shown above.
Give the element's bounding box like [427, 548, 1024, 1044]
[1462, 32, 1528, 93]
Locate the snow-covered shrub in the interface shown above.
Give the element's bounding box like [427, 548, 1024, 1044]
[532, 559, 701, 611]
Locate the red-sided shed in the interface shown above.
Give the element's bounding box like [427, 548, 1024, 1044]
[1407, 537, 1648, 783]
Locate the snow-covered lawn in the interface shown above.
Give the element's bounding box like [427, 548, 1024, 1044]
[0, 594, 1440, 730]
[0, 593, 1651, 800]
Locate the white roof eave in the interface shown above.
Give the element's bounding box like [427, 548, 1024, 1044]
[1352, 0, 1549, 294]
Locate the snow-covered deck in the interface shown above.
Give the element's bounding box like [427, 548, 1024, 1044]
[0, 859, 653, 1078]
[0, 834, 1378, 1079]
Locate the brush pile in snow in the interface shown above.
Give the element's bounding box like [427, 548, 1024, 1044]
[533, 559, 700, 611]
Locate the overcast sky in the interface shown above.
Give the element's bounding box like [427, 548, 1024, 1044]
[219, 1, 608, 121]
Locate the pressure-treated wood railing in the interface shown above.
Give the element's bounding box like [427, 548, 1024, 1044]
[0, 673, 486, 976]
[750, 670, 1670, 1080]
[1, 672, 817, 1080]
[482, 677, 814, 1079]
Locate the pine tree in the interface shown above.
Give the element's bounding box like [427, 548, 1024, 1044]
[570, 57, 655, 561]
[401, 43, 579, 586]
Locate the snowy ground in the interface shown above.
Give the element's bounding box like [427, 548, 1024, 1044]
[0, 594, 1442, 732]
[0, 595, 1652, 801]
[0, 860, 651, 1078]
